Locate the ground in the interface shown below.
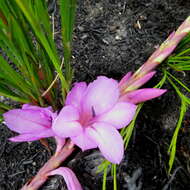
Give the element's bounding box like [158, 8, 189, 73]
[0, 0, 190, 189]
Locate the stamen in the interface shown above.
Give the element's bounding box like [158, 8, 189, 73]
[91, 106, 96, 117]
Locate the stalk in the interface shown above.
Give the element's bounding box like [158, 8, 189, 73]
[21, 140, 75, 190]
[122, 16, 190, 92]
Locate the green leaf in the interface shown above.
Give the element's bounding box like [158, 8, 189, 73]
[0, 86, 29, 103]
[0, 102, 12, 111]
[176, 33, 190, 51]
[97, 160, 111, 190]
[121, 103, 143, 149]
[167, 98, 187, 174]
[154, 70, 167, 89]
[166, 71, 190, 93]
[14, 0, 69, 97]
[0, 56, 35, 99]
[60, 0, 77, 83]
[166, 76, 190, 174]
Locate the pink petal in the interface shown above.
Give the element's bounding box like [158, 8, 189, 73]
[48, 167, 83, 190]
[3, 109, 51, 134]
[120, 88, 167, 104]
[53, 121, 82, 138]
[97, 102, 137, 129]
[86, 122, 124, 164]
[71, 131, 98, 151]
[130, 71, 156, 90]
[52, 105, 82, 138]
[22, 104, 57, 120]
[82, 76, 119, 115]
[9, 128, 55, 142]
[22, 104, 53, 112]
[119, 72, 132, 88]
[55, 105, 80, 122]
[65, 82, 87, 110]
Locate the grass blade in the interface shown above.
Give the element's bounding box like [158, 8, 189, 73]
[14, 0, 69, 97]
[166, 76, 189, 174]
[60, 0, 77, 83]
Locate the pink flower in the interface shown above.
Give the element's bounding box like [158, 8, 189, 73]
[119, 71, 167, 103]
[52, 76, 137, 164]
[3, 104, 57, 142]
[48, 167, 83, 190]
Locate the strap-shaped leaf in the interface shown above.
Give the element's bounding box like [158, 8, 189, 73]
[60, 0, 77, 82]
[15, 0, 69, 96]
[0, 85, 29, 103]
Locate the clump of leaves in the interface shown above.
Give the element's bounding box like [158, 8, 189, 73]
[0, 0, 76, 112]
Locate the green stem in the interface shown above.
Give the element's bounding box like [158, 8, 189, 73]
[102, 166, 108, 190]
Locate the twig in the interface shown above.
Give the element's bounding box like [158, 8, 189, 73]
[41, 58, 64, 97]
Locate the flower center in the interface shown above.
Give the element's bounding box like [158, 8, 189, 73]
[79, 106, 96, 127]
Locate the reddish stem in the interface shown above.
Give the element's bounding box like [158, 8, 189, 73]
[21, 140, 75, 190]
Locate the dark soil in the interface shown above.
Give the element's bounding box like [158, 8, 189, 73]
[1, 0, 190, 189]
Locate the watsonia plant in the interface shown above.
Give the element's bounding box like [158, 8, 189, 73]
[1, 0, 190, 189]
